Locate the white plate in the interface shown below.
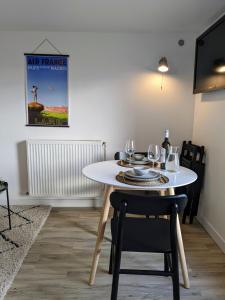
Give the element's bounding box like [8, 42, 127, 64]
[124, 169, 160, 181]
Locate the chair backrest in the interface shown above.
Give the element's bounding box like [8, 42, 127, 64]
[110, 191, 187, 216]
[180, 141, 205, 165]
[180, 141, 205, 195]
[114, 152, 127, 160]
[0, 181, 7, 192]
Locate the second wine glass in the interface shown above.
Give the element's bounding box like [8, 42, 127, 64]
[148, 144, 160, 168]
[125, 139, 135, 165]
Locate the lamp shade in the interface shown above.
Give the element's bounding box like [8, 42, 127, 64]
[158, 57, 169, 72]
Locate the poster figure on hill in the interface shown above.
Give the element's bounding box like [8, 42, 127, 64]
[31, 85, 38, 102]
[25, 54, 69, 127]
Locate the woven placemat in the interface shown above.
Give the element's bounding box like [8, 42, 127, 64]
[116, 172, 169, 186]
[117, 160, 161, 168]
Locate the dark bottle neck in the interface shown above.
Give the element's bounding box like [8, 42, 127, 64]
[164, 137, 169, 142]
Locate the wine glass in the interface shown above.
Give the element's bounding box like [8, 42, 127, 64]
[125, 139, 135, 165]
[148, 144, 160, 168]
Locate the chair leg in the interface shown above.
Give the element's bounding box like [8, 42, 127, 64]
[6, 188, 11, 230]
[111, 245, 122, 300]
[164, 253, 169, 273]
[168, 254, 172, 271]
[171, 249, 180, 300]
[182, 212, 187, 224]
[109, 244, 114, 274]
[189, 214, 194, 224]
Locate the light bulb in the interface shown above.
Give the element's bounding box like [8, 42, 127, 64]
[158, 57, 169, 73]
[215, 65, 225, 73]
[158, 65, 169, 72]
[214, 58, 225, 73]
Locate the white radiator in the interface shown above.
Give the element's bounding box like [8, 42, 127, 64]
[26, 140, 106, 197]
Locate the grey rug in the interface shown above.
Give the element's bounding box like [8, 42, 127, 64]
[0, 205, 51, 300]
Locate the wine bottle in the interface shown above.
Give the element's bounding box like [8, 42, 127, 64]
[161, 129, 171, 168]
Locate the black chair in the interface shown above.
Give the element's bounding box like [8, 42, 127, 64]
[176, 141, 205, 224]
[0, 181, 12, 230]
[109, 191, 187, 300]
[114, 151, 127, 160]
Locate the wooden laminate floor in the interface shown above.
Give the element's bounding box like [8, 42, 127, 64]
[5, 208, 225, 300]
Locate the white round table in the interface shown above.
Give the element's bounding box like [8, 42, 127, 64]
[83, 160, 197, 288]
[83, 160, 197, 190]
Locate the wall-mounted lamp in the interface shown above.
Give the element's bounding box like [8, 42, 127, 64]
[158, 57, 169, 91]
[158, 57, 169, 73]
[214, 58, 225, 73]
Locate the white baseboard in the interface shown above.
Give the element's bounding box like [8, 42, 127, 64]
[9, 197, 103, 207]
[197, 215, 225, 254]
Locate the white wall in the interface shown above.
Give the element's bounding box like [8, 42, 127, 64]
[0, 31, 195, 205]
[193, 90, 225, 252]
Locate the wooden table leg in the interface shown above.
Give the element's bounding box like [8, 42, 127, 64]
[159, 189, 166, 196]
[167, 187, 190, 289]
[89, 185, 114, 285]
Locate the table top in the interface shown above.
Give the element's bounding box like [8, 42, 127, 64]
[82, 160, 197, 190]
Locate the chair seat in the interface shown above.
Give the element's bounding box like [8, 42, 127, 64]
[111, 217, 171, 253]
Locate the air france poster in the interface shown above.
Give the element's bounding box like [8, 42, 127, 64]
[25, 54, 69, 127]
